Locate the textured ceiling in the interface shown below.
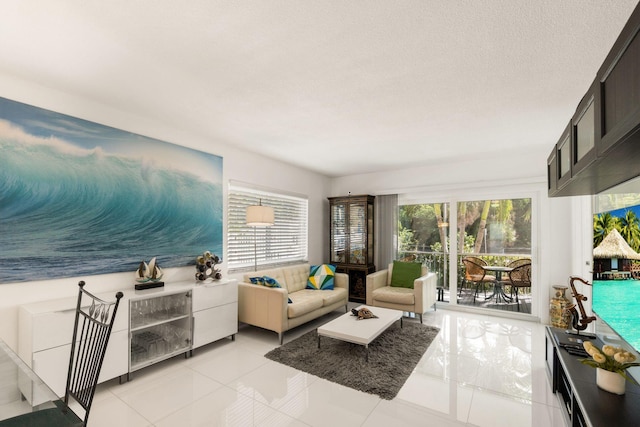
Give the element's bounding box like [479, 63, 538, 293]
[1, 1, 638, 177]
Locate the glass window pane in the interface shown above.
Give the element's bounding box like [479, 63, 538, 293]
[398, 202, 450, 302]
[457, 198, 532, 313]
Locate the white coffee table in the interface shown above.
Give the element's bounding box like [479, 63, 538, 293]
[317, 305, 403, 361]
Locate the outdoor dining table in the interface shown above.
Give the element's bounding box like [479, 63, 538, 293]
[0, 339, 81, 426]
[481, 265, 514, 303]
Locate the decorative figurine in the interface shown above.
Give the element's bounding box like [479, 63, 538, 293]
[134, 257, 164, 289]
[135, 257, 164, 282]
[564, 276, 597, 337]
[195, 251, 222, 282]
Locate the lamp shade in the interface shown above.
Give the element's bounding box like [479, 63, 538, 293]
[246, 205, 274, 226]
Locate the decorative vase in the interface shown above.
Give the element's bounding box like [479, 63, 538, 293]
[550, 285, 572, 328]
[596, 367, 626, 395]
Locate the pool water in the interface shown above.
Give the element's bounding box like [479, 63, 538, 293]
[592, 279, 640, 352]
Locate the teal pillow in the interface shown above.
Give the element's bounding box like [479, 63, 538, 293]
[250, 276, 281, 288]
[249, 276, 264, 285]
[390, 261, 422, 289]
[306, 264, 336, 290]
[262, 276, 281, 288]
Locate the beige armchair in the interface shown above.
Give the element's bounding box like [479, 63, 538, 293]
[366, 264, 437, 323]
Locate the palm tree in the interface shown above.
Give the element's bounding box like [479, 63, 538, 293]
[434, 203, 448, 254]
[618, 210, 640, 252]
[473, 200, 514, 253]
[473, 201, 492, 253]
[593, 212, 618, 247]
[457, 202, 467, 254]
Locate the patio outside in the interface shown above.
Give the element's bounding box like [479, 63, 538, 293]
[399, 198, 532, 314]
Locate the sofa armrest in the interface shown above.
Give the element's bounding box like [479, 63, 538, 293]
[334, 272, 348, 290]
[413, 272, 437, 314]
[238, 282, 289, 333]
[366, 269, 389, 305]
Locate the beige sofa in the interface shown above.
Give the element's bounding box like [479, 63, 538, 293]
[238, 264, 349, 344]
[366, 264, 437, 323]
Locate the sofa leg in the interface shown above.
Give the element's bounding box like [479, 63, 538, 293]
[278, 332, 283, 345]
[345, 304, 348, 313]
[419, 313, 423, 324]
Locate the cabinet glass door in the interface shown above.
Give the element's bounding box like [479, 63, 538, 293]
[558, 134, 571, 179]
[575, 100, 595, 162]
[349, 203, 366, 265]
[331, 203, 346, 263]
[367, 203, 374, 265]
[130, 292, 192, 370]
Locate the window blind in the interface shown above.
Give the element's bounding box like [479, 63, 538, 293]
[227, 184, 308, 272]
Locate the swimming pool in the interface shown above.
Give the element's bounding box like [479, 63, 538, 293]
[592, 279, 640, 352]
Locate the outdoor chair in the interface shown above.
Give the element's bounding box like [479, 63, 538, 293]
[461, 258, 496, 302]
[458, 256, 488, 296]
[502, 258, 531, 296]
[505, 262, 531, 311]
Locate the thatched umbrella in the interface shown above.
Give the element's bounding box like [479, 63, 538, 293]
[593, 229, 640, 260]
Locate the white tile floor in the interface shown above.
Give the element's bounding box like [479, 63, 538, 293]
[79, 308, 567, 426]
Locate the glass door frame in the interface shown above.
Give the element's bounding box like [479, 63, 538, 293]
[399, 185, 540, 319]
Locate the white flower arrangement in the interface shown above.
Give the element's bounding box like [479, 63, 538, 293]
[581, 341, 640, 382]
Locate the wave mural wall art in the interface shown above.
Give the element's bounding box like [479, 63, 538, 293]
[0, 97, 223, 284]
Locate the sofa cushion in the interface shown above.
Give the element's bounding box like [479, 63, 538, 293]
[373, 286, 415, 305]
[249, 276, 263, 285]
[249, 276, 282, 288]
[286, 290, 324, 318]
[320, 287, 348, 306]
[244, 268, 287, 288]
[390, 261, 422, 289]
[306, 264, 336, 290]
[283, 264, 311, 293]
[262, 276, 282, 287]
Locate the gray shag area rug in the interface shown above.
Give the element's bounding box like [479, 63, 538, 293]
[264, 321, 440, 400]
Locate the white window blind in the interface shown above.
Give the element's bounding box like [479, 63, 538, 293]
[228, 184, 308, 272]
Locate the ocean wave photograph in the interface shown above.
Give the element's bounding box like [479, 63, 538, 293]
[0, 97, 223, 283]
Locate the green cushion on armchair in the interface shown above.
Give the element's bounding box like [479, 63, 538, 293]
[390, 261, 422, 289]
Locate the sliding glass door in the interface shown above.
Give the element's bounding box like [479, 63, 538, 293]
[457, 198, 532, 313]
[398, 196, 533, 314]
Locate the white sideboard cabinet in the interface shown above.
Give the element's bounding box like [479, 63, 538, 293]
[18, 279, 237, 397]
[192, 279, 238, 349]
[18, 291, 129, 398]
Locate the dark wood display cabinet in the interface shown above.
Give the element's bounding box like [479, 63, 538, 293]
[548, 3, 640, 197]
[328, 195, 375, 303]
[545, 327, 640, 427]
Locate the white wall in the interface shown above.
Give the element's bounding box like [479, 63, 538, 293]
[0, 74, 331, 349]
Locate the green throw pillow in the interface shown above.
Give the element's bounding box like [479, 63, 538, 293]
[390, 261, 422, 289]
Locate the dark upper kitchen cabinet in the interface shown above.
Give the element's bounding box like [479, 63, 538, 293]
[547, 149, 557, 195]
[555, 122, 572, 191]
[548, 3, 640, 197]
[571, 84, 597, 175]
[598, 10, 640, 157]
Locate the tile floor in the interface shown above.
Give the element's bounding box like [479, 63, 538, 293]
[78, 307, 567, 426]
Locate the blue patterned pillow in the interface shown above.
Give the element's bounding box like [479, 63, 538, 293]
[262, 276, 281, 288]
[306, 264, 336, 290]
[249, 276, 281, 288]
[249, 276, 264, 285]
